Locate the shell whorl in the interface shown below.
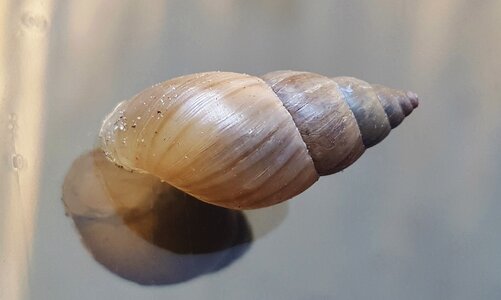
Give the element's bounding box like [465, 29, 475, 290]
[100, 71, 418, 209]
[261, 71, 418, 175]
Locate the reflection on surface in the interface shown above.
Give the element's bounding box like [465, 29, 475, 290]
[62, 150, 257, 285]
[71, 195, 252, 285]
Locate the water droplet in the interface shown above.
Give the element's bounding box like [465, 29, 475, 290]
[12, 154, 24, 170]
[112, 117, 127, 132]
[137, 116, 141, 120]
[20, 12, 48, 33]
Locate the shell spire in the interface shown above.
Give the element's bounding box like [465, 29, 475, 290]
[261, 71, 419, 175]
[371, 84, 419, 128]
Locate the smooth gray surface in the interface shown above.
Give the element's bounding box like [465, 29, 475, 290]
[1, 0, 501, 299]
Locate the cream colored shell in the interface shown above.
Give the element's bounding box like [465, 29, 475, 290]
[100, 72, 319, 209]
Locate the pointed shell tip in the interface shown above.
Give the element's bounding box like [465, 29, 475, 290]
[406, 91, 419, 108]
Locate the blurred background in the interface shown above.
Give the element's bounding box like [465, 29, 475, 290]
[1, 0, 501, 299]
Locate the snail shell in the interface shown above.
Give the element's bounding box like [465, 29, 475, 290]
[100, 71, 418, 209]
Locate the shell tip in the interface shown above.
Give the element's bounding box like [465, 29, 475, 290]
[406, 91, 419, 109]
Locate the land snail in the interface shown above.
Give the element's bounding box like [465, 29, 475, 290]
[100, 70, 418, 210]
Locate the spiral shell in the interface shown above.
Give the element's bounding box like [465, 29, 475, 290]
[100, 71, 418, 209]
